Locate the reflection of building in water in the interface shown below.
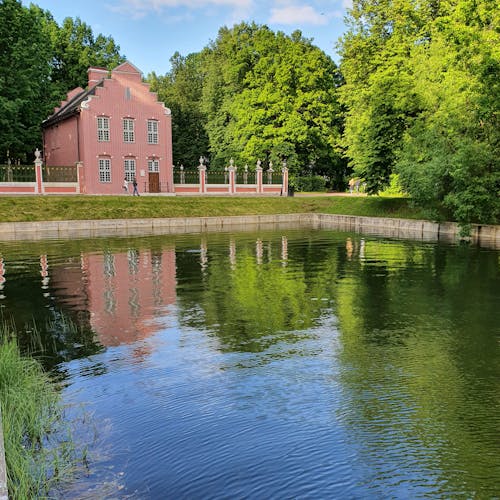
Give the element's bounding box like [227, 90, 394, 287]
[346, 238, 353, 260]
[40, 254, 50, 293]
[229, 239, 236, 270]
[5, 236, 292, 346]
[82, 249, 176, 346]
[200, 239, 208, 274]
[49, 249, 176, 347]
[346, 237, 366, 261]
[281, 236, 288, 266]
[359, 239, 365, 260]
[256, 239, 263, 265]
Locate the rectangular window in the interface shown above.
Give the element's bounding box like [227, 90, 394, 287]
[124, 158, 136, 181]
[97, 116, 110, 142]
[99, 158, 111, 183]
[123, 118, 135, 143]
[147, 120, 158, 144]
[148, 159, 159, 172]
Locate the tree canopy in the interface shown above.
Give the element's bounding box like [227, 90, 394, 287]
[339, 0, 499, 225]
[0, 0, 51, 161]
[148, 23, 347, 188]
[149, 52, 208, 168]
[0, 0, 124, 163]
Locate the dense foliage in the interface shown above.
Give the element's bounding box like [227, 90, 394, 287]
[0, 0, 124, 163]
[149, 23, 347, 189]
[339, 0, 499, 225]
[149, 52, 208, 168]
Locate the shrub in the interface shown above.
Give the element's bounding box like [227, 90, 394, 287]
[291, 175, 327, 192]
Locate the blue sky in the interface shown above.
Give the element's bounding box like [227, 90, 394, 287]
[24, 0, 352, 76]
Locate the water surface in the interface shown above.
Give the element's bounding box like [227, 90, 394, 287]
[1, 230, 499, 498]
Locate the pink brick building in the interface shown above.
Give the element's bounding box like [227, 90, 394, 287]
[42, 61, 174, 195]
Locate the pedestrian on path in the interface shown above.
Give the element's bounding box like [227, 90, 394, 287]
[132, 177, 140, 196]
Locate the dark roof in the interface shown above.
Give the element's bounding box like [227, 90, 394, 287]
[42, 79, 105, 128]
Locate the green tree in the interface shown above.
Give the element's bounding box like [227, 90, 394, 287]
[200, 23, 346, 187]
[0, 2, 124, 163]
[48, 16, 124, 100]
[339, 0, 499, 225]
[0, 0, 52, 161]
[396, 0, 500, 225]
[339, 0, 434, 193]
[148, 52, 208, 167]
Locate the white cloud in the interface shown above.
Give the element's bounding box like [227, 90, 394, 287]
[342, 0, 352, 9]
[268, 4, 328, 25]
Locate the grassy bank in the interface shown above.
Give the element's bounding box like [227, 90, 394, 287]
[0, 195, 441, 223]
[0, 323, 79, 498]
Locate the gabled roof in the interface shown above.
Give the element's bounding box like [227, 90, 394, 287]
[112, 61, 143, 76]
[42, 79, 105, 128]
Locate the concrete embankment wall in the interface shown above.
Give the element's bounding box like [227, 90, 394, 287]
[0, 214, 498, 248]
[316, 214, 500, 248]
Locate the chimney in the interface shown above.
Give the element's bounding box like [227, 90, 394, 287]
[88, 67, 108, 86]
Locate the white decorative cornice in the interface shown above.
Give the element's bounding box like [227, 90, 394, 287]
[81, 96, 93, 109]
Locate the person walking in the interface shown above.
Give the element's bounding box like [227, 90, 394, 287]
[123, 177, 129, 194]
[132, 177, 140, 196]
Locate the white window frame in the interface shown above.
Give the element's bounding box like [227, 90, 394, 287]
[147, 120, 159, 144]
[148, 159, 159, 172]
[123, 118, 135, 143]
[99, 158, 111, 183]
[124, 158, 136, 181]
[97, 116, 110, 142]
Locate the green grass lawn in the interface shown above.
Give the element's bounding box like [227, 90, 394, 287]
[0, 195, 439, 223]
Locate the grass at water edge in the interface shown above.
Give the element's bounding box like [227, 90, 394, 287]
[0, 322, 82, 498]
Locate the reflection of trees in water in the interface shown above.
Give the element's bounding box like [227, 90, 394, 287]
[173, 233, 500, 496]
[334, 241, 500, 498]
[176, 235, 331, 353]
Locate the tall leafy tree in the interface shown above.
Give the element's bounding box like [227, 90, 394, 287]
[339, 0, 434, 193]
[0, 1, 124, 163]
[201, 23, 346, 186]
[148, 52, 208, 167]
[339, 0, 499, 225]
[396, 0, 500, 226]
[47, 16, 124, 100]
[0, 0, 52, 161]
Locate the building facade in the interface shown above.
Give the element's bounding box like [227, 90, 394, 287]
[42, 61, 174, 195]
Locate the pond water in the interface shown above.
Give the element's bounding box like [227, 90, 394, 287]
[1, 229, 499, 498]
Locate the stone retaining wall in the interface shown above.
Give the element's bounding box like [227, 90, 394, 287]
[0, 214, 498, 248]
